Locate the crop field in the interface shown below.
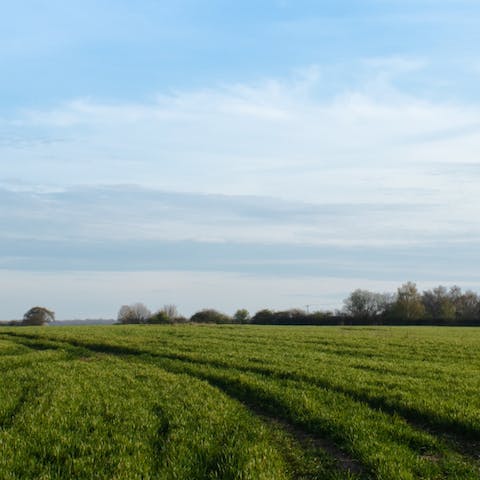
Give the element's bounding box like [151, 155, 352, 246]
[0, 325, 479, 479]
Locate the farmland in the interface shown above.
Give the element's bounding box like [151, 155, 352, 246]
[0, 326, 479, 479]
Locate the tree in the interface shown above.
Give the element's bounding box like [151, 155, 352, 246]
[450, 288, 480, 321]
[343, 289, 392, 320]
[421, 286, 455, 320]
[250, 309, 275, 324]
[148, 310, 171, 324]
[162, 304, 178, 321]
[392, 282, 425, 321]
[233, 309, 250, 324]
[117, 303, 151, 324]
[22, 306, 55, 326]
[149, 305, 188, 324]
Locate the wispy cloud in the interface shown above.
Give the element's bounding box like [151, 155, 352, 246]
[3, 67, 480, 202]
[1, 68, 480, 258]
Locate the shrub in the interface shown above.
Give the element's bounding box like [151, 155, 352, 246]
[190, 309, 231, 324]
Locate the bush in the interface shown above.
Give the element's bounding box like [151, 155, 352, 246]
[148, 311, 172, 324]
[190, 309, 231, 324]
[250, 309, 275, 324]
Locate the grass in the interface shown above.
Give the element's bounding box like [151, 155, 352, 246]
[0, 325, 479, 479]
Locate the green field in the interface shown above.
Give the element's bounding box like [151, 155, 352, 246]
[0, 325, 479, 479]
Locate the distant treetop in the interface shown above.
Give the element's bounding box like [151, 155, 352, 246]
[22, 306, 55, 326]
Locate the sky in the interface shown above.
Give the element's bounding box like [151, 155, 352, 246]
[2, 1, 480, 319]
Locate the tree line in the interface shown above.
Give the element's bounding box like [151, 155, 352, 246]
[117, 282, 480, 326]
[6, 282, 480, 327]
[341, 282, 480, 325]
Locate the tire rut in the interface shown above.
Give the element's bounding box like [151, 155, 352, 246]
[253, 408, 365, 478]
[8, 332, 478, 476]
[25, 334, 368, 478]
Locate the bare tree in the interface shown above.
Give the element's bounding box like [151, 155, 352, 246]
[421, 286, 455, 320]
[117, 303, 151, 324]
[450, 287, 479, 320]
[162, 304, 178, 321]
[343, 289, 392, 320]
[22, 306, 55, 326]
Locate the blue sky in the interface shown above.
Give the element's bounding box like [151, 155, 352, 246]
[2, 1, 480, 319]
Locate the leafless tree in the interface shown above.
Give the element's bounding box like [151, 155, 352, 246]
[343, 289, 392, 319]
[117, 303, 151, 324]
[449, 287, 479, 320]
[421, 286, 455, 320]
[162, 304, 178, 321]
